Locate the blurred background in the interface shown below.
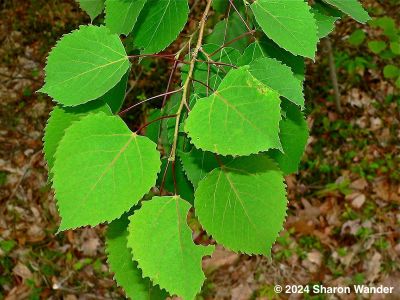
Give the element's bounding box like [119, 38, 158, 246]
[0, 0, 399, 299]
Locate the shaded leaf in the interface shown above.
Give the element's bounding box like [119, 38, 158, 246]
[268, 100, 309, 175]
[239, 39, 305, 81]
[323, 0, 370, 23]
[206, 14, 249, 53]
[105, 0, 147, 35]
[76, 0, 104, 20]
[44, 101, 112, 175]
[180, 148, 232, 190]
[106, 216, 167, 300]
[181, 44, 240, 96]
[311, 7, 339, 38]
[132, 0, 189, 54]
[99, 71, 129, 114]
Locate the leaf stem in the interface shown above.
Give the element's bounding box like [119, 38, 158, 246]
[118, 88, 183, 116]
[191, 78, 216, 93]
[228, 0, 253, 33]
[209, 29, 256, 57]
[136, 114, 177, 133]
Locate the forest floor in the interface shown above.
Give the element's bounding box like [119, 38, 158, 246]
[0, 1, 399, 299]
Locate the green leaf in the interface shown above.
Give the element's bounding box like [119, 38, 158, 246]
[323, 0, 370, 23]
[99, 71, 128, 114]
[53, 113, 161, 230]
[311, 7, 339, 38]
[76, 0, 104, 20]
[206, 14, 249, 53]
[185, 67, 282, 156]
[368, 41, 386, 54]
[132, 0, 189, 54]
[347, 29, 366, 46]
[239, 40, 305, 81]
[40, 25, 130, 106]
[106, 216, 167, 300]
[312, 2, 343, 18]
[390, 42, 400, 55]
[249, 57, 304, 108]
[369, 17, 398, 40]
[237, 41, 266, 66]
[212, 0, 244, 14]
[44, 101, 112, 175]
[383, 65, 400, 79]
[105, 0, 147, 35]
[144, 109, 162, 144]
[180, 148, 232, 190]
[268, 100, 309, 175]
[181, 44, 240, 96]
[251, 0, 318, 58]
[128, 196, 214, 300]
[194, 155, 287, 255]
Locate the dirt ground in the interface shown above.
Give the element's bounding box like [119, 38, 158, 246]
[0, 1, 399, 299]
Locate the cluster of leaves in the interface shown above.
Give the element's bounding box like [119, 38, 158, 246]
[40, 0, 369, 299]
[348, 16, 400, 87]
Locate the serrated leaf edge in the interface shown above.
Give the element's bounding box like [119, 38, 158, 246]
[104, 224, 167, 300]
[136, 1, 190, 55]
[194, 157, 288, 256]
[127, 197, 213, 299]
[184, 69, 283, 157]
[39, 25, 130, 107]
[250, 0, 319, 59]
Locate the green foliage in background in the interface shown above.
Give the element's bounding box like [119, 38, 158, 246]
[347, 16, 400, 88]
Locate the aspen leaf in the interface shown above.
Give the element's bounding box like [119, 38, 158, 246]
[105, 0, 147, 35]
[40, 25, 130, 106]
[185, 67, 282, 156]
[128, 196, 214, 299]
[249, 57, 304, 108]
[44, 101, 112, 174]
[251, 0, 318, 58]
[132, 0, 189, 54]
[106, 216, 167, 299]
[76, 0, 104, 20]
[53, 113, 161, 230]
[195, 156, 287, 255]
[323, 0, 370, 23]
[268, 100, 309, 175]
[239, 40, 306, 81]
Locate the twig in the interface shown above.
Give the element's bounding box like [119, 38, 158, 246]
[162, 61, 179, 108]
[169, 0, 214, 163]
[167, 0, 214, 193]
[324, 38, 343, 113]
[7, 151, 41, 201]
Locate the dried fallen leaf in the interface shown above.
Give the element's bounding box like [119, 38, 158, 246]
[366, 252, 382, 282]
[12, 263, 32, 281]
